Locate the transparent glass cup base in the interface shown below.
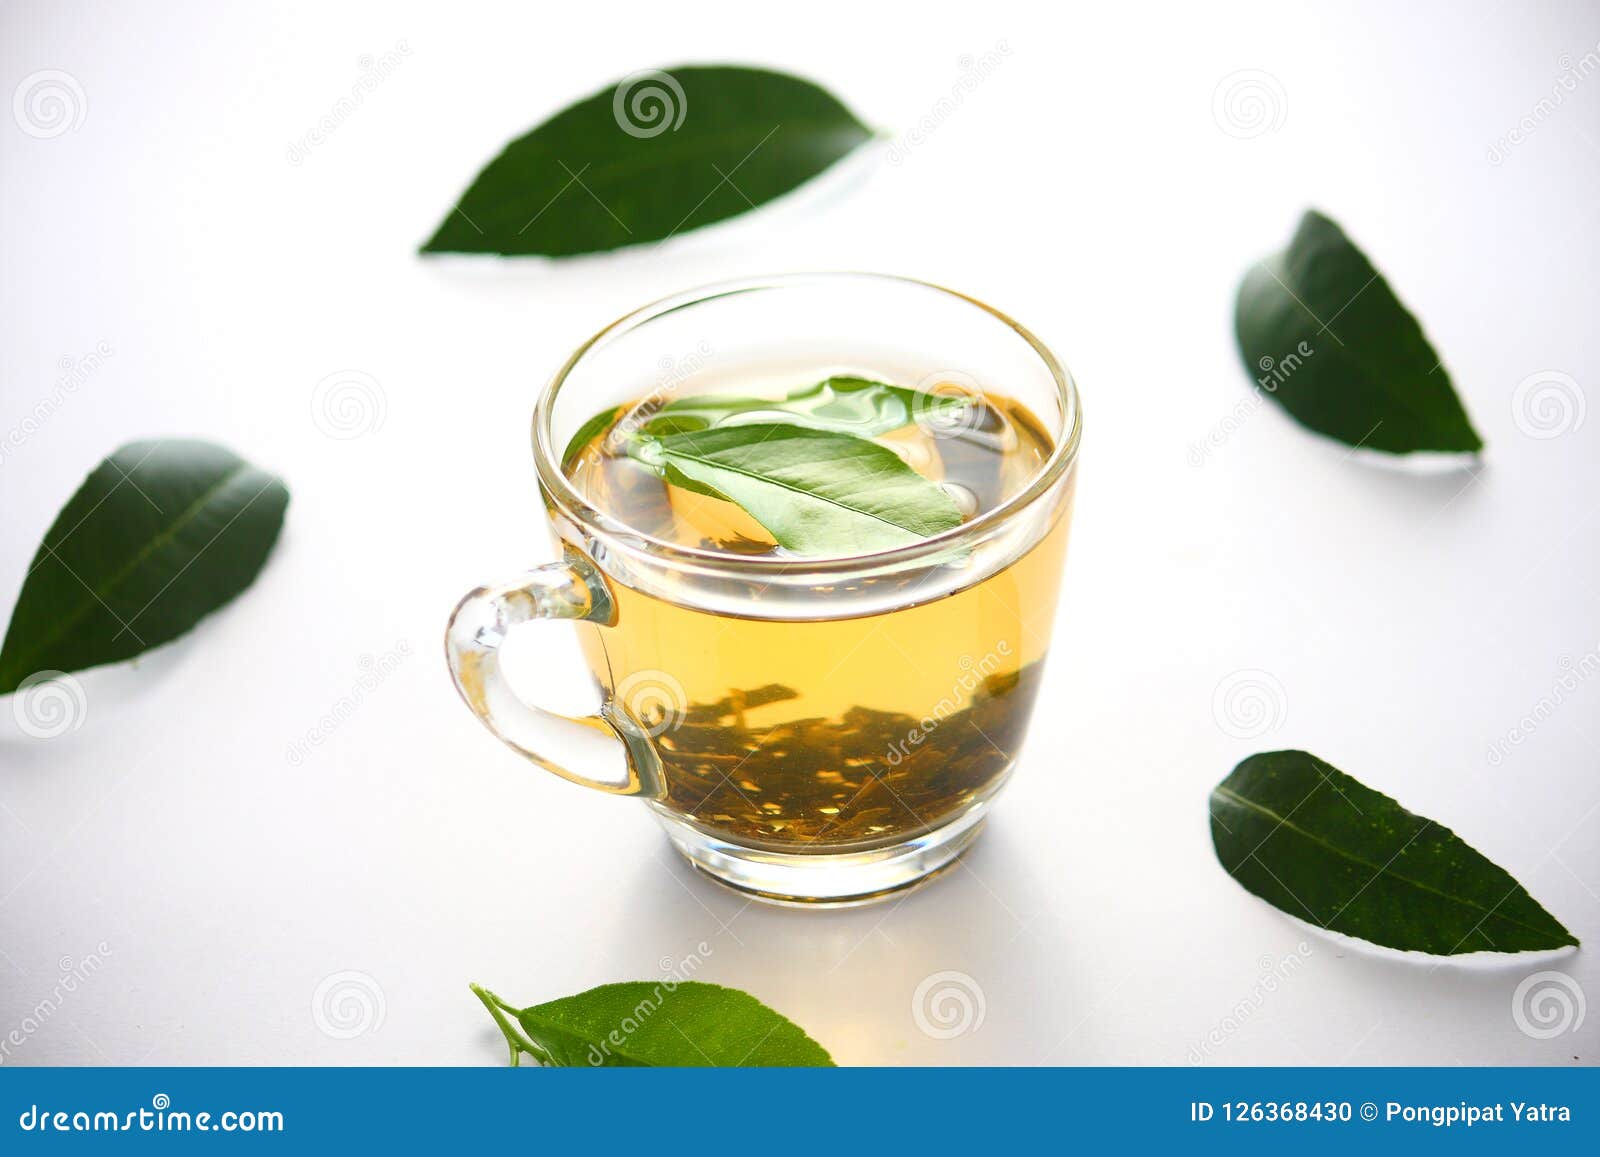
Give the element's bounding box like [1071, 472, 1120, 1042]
[651, 774, 1005, 907]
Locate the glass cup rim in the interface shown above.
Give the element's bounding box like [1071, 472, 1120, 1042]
[533, 272, 1082, 575]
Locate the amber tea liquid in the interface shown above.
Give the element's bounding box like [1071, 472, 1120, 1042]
[563, 379, 1072, 852]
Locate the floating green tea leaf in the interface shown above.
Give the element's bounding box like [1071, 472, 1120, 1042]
[472, 982, 834, 1067]
[561, 404, 623, 468]
[0, 440, 289, 695]
[1210, 751, 1576, 954]
[1234, 209, 1483, 453]
[422, 66, 873, 257]
[631, 422, 964, 554]
[640, 376, 970, 438]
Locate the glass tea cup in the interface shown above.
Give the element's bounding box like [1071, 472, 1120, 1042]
[445, 274, 1081, 905]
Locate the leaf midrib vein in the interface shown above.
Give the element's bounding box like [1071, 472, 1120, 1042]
[478, 119, 866, 214]
[592, 120, 860, 187]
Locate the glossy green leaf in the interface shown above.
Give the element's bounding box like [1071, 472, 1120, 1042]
[561, 404, 622, 468]
[632, 422, 964, 555]
[1210, 751, 1576, 954]
[639, 376, 970, 438]
[422, 66, 873, 257]
[0, 440, 289, 694]
[472, 982, 834, 1067]
[1234, 209, 1483, 453]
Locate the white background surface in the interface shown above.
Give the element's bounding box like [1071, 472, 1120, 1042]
[2, 0, 1597, 1066]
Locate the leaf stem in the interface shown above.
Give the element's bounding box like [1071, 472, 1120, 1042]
[470, 983, 551, 1067]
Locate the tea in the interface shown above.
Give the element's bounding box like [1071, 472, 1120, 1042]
[560, 377, 1072, 851]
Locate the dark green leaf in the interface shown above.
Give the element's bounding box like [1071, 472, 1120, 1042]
[632, 422, 964, 554]
[640, 376, 970, 438]
[422, 66, 873, 257]
[1234, 209, 1483, 453]
[0, 440, 289, 693]
[1210, 750, 1576, 954]
[472, 982, 834, 1067]
[562, 403, 623, 468]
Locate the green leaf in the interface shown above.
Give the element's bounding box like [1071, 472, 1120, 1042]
[1234, 209, 1483, 453]
[639, 376, 970, 438]
[562, 403, 623, 468]
[0, 440, 289, 694]
[631, 423, 964, 555]
[1210, 751, 1577, 954]
[422, 66, 873, 257]
[472, 982, 834, 1067]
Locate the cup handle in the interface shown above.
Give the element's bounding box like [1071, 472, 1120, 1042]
[444, 549, 664, 798]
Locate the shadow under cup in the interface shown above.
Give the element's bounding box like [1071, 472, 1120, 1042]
[448, 274, 1081, 906]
